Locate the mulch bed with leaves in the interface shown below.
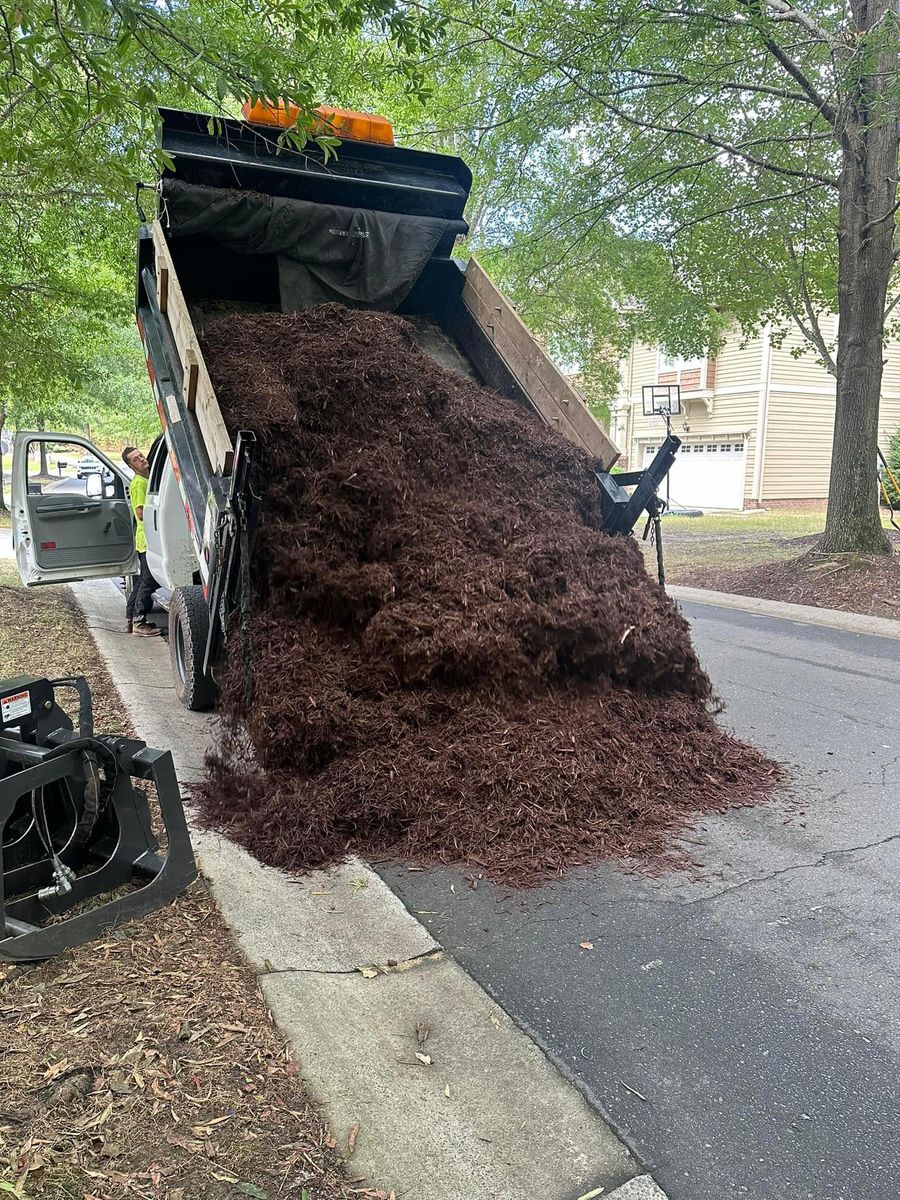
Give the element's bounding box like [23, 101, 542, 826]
[678, 534, 900, 620]
[0, 568, 367, 1200]
[194, 306, 783, 885]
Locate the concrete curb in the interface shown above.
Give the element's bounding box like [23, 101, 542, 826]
[605, 1176, 670, 1200]
[669, 584, 900, 641]
[70, 578, 669, 1200]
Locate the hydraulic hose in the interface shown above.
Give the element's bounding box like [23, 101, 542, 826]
[47, 677, 94, 739]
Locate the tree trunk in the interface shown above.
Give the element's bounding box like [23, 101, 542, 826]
[820, 2, 897, 555]
[38, 415, 48, 477]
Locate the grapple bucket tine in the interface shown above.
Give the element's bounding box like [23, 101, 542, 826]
[0, 676, 197, 962]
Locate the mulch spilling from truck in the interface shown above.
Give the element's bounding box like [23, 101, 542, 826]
[195, 305, 782, 883]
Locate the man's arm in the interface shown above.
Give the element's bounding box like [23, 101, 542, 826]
[135, 506, 144, 520]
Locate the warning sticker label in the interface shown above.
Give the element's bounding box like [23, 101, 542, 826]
[1, 689, 31, 723]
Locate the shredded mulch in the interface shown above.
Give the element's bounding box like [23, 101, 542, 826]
[196, 306, 782, 884]
[0, 570, 361, 1200]
[680, 545, 900, 619]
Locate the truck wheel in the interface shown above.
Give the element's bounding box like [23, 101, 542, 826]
[169, 585, 217, 711]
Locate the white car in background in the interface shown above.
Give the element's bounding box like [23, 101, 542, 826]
[76, 455, 103, 479]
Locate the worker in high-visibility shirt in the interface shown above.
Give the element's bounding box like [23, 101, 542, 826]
[122, 446, 161, 636]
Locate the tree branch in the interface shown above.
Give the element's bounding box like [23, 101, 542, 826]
[754, 29, 838, 124]
[779, 244, 836, 373]
[597, 94, 839, 187]
[666, 183, 821, 235]
[765, 0, 838, 45]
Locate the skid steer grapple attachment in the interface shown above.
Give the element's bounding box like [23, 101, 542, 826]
[0, 675, 197, 962]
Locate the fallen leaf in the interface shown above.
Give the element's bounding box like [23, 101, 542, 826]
[415, 1023, 430, 1047]
[43, 1058, 70, 1080]
[347, 1123, 359, 1154]
[357, 966, 379, 980]
[83, 1103, 114, 1130]
[166, 1132, 205, 1153]
[576, 1188, 605, 1200]
[235, 1185, 270, 1199]
[444, 1085, 451, 1099]
[107, 1070, 133, 1095]
[580, 941, 594, 950]
[414, 1053, 432, 1066]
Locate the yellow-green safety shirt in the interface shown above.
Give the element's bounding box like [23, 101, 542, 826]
[129, 473, 148, 554]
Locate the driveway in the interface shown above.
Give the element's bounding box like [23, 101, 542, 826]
[379, 601, 900, 1200]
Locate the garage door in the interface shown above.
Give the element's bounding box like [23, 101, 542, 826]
[643, 439, 746, 510]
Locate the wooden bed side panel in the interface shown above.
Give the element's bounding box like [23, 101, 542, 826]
[152, 222, 234, 476]
[461, 259, 619, 469]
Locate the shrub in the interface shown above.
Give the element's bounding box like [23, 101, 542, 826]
[881, 428, 900, 507]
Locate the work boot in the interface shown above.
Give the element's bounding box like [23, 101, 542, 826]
[133, 622, 161, 637]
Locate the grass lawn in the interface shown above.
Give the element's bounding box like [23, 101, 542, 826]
[651, 507, 896, 575]
[649, 508, 829, 577]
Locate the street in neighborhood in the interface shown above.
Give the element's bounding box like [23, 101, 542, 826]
[56, 566, 900, 1200]
[383, 601, 900, 1200]
[4, 4, 900, 1197]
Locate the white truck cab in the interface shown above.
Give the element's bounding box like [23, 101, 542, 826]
[13, 431, 194, 594]
[12, 432, 139, 587]
[11, 430, 210, 707]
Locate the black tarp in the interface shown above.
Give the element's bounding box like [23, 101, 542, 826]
[162, 180, 461, 312]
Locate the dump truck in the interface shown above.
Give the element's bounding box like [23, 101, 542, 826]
[12, 103, 679, 713]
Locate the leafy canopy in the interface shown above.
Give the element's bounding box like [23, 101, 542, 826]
[371, 0, 897, 390]
[0, 0, 436, 434]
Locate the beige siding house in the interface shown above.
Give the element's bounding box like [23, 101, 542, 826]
[614, 319, 900, 509]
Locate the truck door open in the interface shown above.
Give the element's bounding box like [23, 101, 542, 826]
[12, 433, 139, 586]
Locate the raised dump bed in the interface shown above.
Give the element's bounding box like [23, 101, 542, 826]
[19, 104, 676, 711]
[141, 106, 618, 487]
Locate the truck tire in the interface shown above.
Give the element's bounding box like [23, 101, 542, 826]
[169, 585, 218, 711]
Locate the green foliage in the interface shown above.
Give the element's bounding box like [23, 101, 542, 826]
[882, 428, 900, 507]
[0, 0, 435, 434]
[365, 0, 895, 396]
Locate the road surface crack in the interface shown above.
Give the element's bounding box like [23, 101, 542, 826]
[688, 832, 900, 903]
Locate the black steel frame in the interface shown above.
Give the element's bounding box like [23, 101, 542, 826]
[0, 680, 197, 961]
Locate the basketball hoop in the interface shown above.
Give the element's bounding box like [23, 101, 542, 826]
[642, 384, 682, 514]
[642, 383, 682, 416]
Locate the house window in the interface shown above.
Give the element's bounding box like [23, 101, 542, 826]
[657, 348, 707, 388]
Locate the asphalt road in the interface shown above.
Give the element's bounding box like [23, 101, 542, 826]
[378, 601, 900, 1200]
[45, 475, 90, 494]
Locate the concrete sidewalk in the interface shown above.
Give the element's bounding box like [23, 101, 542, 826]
[69, 577, 661, 1200]
[668, 583, 900, 639]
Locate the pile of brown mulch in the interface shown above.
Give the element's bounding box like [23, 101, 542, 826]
[195, 306, 782, 883]
[0, 567, 358, 1200]
[681, 544, 900, 619]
